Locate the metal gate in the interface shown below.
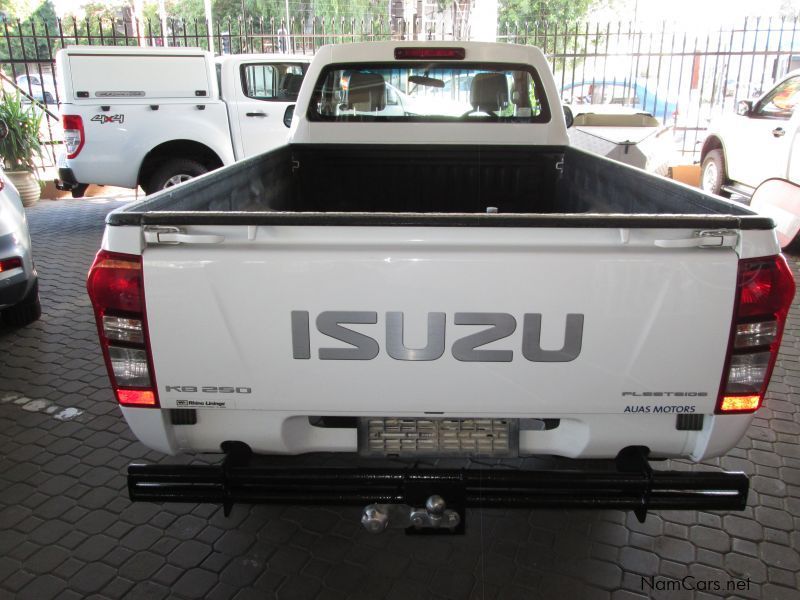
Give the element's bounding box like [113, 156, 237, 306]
[1, 14, 798, 164]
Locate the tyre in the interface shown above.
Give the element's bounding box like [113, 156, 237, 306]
[2, 281, 42, 327]
[143, 158, 208, 195]
[700, 149, 730, 197]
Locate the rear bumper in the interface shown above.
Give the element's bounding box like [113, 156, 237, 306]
[120, 407, 755, 462]
[0, 275, 34, 308]
[55, 167, 80, 191]
[0, 231, 36, 309]
[128, 448, 749, 527]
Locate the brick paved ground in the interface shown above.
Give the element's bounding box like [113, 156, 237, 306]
[1, 198, 800, 600]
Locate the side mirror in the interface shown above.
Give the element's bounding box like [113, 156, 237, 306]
[0, 119, 7, 141]
[737, 100, 753, 116]
[563, 105, 574, 129]
[283, 104, 295, 128]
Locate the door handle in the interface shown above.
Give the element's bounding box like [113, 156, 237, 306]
[144, 226, 225, 245]
[773, 127, 786, 137]
[246, 112, 267, 117]
[654, 230, 738, 249]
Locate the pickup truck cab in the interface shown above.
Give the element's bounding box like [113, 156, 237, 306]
[55, 47, 309, 195]
[88, 42, 794, 532]
[701, 70, 800, 197]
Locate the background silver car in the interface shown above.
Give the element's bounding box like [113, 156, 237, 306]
[0, 155, 40, 326]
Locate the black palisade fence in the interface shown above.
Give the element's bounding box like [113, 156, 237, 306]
[1, 14, 798, 164]
[0, 14, 392, 164]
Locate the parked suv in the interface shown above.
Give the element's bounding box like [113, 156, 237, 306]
[0, 121, 41, 327]
[55, 47, 310, 196]
[701, 70, 800, 197]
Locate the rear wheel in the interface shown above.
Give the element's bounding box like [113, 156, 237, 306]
[2, 281, 42, 327]
[700, 149, 730, 197]
[143, 158, 208, 195]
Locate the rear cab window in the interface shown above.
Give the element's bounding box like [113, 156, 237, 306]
[307, 62, 550, 123]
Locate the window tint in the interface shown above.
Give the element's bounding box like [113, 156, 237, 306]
[756, 76, 800, 119]
[241, 63, 306, 101]
[309, 62, 550, 123]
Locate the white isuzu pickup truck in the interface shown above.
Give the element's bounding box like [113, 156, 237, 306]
[55, 47, 309, 196]
[88, 42, 794, 533]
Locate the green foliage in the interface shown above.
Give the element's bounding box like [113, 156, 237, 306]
[79, 1, 121, 21]
[0, 91, 43, 171]
[0, 0, 59, 62]
[0, 0, 42, 21]
[0, 0, 388, 55]
[499, 0, 593, 25]
[498, 0, 595, 84]
[306, 0, 379, 23]
[149, 0, 382, 27]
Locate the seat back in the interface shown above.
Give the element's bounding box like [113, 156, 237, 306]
[279, 73, 303, 98]
[470, 73, 509, 112]
[346, 72, 386, 111]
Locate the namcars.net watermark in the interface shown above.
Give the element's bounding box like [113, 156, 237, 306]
[642, 576, 752, 593]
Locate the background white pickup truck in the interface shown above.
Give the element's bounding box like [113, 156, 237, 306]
[88, 41, 794, 531]
[701, 69, 800, 197]
[56, 46, 309, 195]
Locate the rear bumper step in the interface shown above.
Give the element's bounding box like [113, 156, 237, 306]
[128, 447, 748, 531]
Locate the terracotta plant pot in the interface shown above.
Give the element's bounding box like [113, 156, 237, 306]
[5, 170, 41, 207]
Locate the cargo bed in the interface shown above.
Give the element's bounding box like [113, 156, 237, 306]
[107, 144, 771, 230]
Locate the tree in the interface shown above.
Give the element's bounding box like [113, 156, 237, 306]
[150, 0, 383, 29]
[499, 0, 593, 25]
[0, 0, 42, 21]
[498, 0, 596, 78]
[0, 0, 59, 65]
[781, 0, 800, 18]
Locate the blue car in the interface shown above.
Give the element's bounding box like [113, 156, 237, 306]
[561, 80, 679, 122]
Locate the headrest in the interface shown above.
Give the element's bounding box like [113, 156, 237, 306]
[280, 73, 303, 96]
[470, 73, 509, 112]
[346, 71, 386, 111]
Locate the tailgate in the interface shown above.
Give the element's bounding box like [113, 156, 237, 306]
[143, 225, 738, 417]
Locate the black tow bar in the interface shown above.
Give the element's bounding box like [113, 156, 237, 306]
[128, 447, 748, 533]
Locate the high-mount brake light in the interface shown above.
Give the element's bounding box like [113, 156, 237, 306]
[87, 250, 159, 408]
[0, 257, 23, 273]
[716, 255, 795, 414]
[394, 47, 466, 60]
[62, 114, 85, 159]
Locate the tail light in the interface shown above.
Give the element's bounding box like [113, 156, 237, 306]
[0, 176, 4, 191]
[62, 114, 84, 159]
[87, 250, 159, 407]
[0, 257, 23, 272]
[716, 255, 795, 413]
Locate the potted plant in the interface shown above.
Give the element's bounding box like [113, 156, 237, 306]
[0, 91, 43, 206]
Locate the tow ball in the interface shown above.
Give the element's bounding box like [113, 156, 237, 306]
[361, 494, 461, 534]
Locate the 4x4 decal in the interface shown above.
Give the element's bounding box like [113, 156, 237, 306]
[91, 114, 124, 124]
